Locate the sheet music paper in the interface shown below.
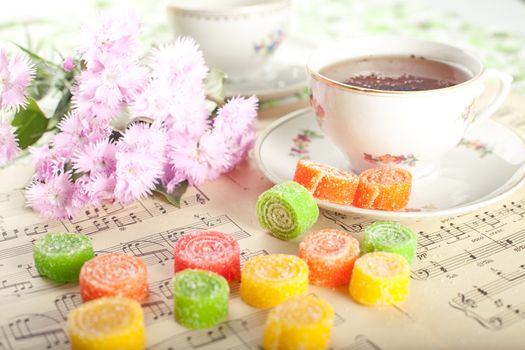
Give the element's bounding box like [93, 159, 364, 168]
[1, 95, 525, 349]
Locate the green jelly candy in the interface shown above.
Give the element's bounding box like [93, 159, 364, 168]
[33, 233, 95, 282]
[256, 181, 319, 240]
[173, 269, 229, 329]
[362, 222, 417, 264]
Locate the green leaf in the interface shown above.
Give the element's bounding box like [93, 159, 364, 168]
[11, 98, 49, 149]
[153, 180, 189, 208]
[205, 68, 227, 104]
[52, 90, 72, 120]
[12, 43, 46, 62]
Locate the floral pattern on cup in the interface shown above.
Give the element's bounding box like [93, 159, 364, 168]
[309, 92, 325, 124]
[363, 153, 419, 166]
[289, 129, 323, 159]
[462, 99, 476, 122]
[459, 139, 493, 158]
[254, 29, 285, 55]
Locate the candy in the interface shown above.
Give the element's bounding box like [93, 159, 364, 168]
[240, 254, 308, 308]
[353, 167, 412, 211]
[67, 297, 145, 350]
[362, 221, 417, 263]
[257, 181, 319, 240]
[33, 232, 94, 282]
[80, 253, 148, 302]
[174, 231, 240, 282]
[349, 252, 410, 306]
[263, 295, 334, 350]
[172, 269, 229, 329]
[298, 229, 360, 287]
[293, 160, 358, 205]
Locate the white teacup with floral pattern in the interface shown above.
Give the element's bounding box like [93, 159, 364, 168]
[167, 0, 290, 81]
[307, 36, 512, 178]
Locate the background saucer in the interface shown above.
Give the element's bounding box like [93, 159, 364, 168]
[255, 108, 525, 220]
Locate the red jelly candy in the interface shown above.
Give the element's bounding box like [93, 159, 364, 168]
[174, 231, 240, 282]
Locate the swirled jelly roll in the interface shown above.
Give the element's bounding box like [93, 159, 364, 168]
[349, 252, 410, 305]
[362, 221, 417, 263]
[79, 253, 148, 302]
[174, 231, 240, 282]
[256, 181, 319, 240]
[172, 269, 229, 329]
[67, 297, 145, 350]
[353, 167, 412, 211]
[299, 229, 360, 287]
[33, 232, 94, 282]
[263, 295, 334, 350]
[240, 254, 309, 308]
[293, 159, 359, 205]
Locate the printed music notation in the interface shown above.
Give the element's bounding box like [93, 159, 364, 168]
[449, 263, 525, 330]
[0, 187, 209, 244]
[149, 306, 346, 350]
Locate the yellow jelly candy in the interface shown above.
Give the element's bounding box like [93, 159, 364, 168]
[349, 252, 410, 306]
[263, 295, 334, 350]
[240, 254, 308, 308]
[67, 297, 145, 350]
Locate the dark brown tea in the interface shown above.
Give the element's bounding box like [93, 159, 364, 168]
[320, 55, 472, 91]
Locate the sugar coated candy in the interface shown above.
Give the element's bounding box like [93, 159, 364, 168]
[362, 221, 417, 263]
[256, 181, 319, 240]
[240, 254, 308, 308]
[349, 252, 410, 305]
[298, 229, 360, 287]
[67, 297, 145, 350]
[353, 167, 412, 211]
[293, 159, 359, 205]
[33, 232, 94, 282]
[172, 269, 229, 329]
[263, 295, 334, 350]
[174, 231, 240, 282]
[80, 253, 148, 302]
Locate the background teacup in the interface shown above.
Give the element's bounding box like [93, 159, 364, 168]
[167, 0, 291, 81]
[307, 36, 512, 178]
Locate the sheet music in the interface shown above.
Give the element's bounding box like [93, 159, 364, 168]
[1, 94, 525, 349]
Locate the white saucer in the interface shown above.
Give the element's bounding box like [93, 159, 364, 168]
[224, 63, 307, 101]
[254, 108, 525, 220]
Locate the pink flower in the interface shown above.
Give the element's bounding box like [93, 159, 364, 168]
[76, 173, 116, 206]
[114, 151, 163, 204]
[53, 111, 112, 156]
[29, 145, 68, 182]
[168, 132, 230, 185]
[223, 129, 256, 172]
[0, 49, 35, 111]
[117, 123, 167, 160]
[149, 37, 208, 84]
[26, 172, 80, 219]
[213, 96, 258, 136]
[79, 11, 141, 67]
[0, 121, 20, 166]
[63, 57, 76, 72]
[73, 140, 117, 176]
[73, 60, 147, 121]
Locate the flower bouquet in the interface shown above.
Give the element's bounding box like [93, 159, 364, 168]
[0, 12, 258, 219]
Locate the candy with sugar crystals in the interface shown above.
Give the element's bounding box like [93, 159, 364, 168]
[33, 232, 94, 282]
[362, 221, 417, 263]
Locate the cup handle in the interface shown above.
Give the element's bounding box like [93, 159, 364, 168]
[472, 69, 513, 124]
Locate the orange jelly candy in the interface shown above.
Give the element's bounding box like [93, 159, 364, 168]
[353, 167, 412, 211]
[79, 253, 149, 302]
[293, 160, 358, 205]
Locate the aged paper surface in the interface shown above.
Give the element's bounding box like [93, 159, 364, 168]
[0, 95, 525, 350]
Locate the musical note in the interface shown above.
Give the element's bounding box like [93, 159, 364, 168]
[1, 280, 32, 293]
[0, 227, 18, 242]
[142, 300, 172, 321]
[54, 293, 81, 321]
[8, 315, 68, 349]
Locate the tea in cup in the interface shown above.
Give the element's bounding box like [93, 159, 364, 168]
[307, 36, 512, 178]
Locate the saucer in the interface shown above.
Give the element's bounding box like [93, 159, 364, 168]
[224, 63, 307, 101]
[254, 108, 525, 220]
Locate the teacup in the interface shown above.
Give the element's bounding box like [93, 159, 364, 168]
[167, 0, 291, 81]
[307, 36, 512, 178]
